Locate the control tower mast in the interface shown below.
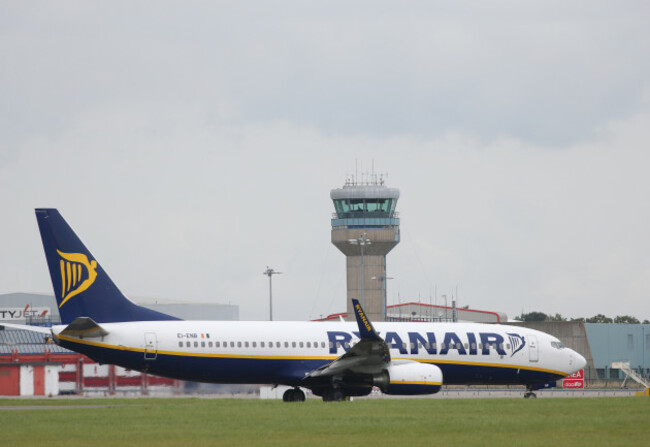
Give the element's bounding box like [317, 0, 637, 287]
[330, 174, 400, 321]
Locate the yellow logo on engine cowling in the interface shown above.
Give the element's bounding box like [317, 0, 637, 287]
[57, 250, 98, 307]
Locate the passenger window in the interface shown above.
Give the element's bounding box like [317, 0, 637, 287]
[208, 341, 213, 348]
[252, 342, 256, 348]
[292, 342, 296, 348]
[410, 343, 415, 350]
[284, 342, 289, 348]
[306, 342, 311, 348]
[245, 342, 249, 348]
[178, 341, 183, 348]
[230, 342, 235, 348]
[201, 341, 205, 348]
[237, 341, 242, 348]
[464, 343, 468, 349]
[276, 342, 281, 348]
[344, 342, 350, 348]
[329, 342, 334, 348]
[186, 341, 190, 347]
[299, 342, 304, 348]
[471, 343, 476, 350]
[425, 343, 430, 349]
[322, 342, 326, 348]
[441, 343, 445, 349]
[194, 341, 198, 347]
[402, 343, 407, 350]
[215, 342, 220, 348]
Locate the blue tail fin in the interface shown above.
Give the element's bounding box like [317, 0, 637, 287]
[35, 209, 180, 324]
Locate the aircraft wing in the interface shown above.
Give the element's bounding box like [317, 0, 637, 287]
[305, 299, 390, 378]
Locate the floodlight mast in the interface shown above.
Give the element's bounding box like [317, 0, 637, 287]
[263, 266, 282, 321]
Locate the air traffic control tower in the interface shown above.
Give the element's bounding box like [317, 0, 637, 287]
[331, 176, 400, 322]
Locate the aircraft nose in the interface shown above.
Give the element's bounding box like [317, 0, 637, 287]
[573, 350, 587, 372]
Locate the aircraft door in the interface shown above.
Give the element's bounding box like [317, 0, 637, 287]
[528, 334, 539, 362]
[144, 332, 157, 360]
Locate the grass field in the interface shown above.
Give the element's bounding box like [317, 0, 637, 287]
[0, 397, 648, 447]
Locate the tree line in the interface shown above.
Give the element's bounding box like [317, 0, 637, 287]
[515, 312, 649, 324]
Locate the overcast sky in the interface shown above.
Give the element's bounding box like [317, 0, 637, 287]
[2, 1, 649, 321]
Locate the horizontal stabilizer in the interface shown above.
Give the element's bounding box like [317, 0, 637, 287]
[60, 317, 109, 338]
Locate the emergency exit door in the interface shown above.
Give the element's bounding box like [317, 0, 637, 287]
[528, 334, 539, 362]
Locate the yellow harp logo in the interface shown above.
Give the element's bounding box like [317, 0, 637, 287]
[57, 250, 98, 308]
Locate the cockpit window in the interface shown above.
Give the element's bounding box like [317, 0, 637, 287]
[551, 341, 565, 349]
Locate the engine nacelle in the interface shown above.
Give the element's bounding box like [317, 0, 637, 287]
[377, 362, 443, 395]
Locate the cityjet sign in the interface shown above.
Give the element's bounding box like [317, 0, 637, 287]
[0, 305, 50, 320]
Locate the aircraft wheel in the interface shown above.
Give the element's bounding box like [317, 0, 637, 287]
[294, 388, 306, 402]
[283, 388, 305, 402]
[282, 389, 292, 402]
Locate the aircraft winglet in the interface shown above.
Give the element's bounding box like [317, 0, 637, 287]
[351, 299, 382, 341]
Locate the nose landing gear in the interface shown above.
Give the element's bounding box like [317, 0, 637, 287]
[524, 385, 537, 398]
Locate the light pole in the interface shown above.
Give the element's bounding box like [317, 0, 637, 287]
[263, 266, 282, 321]
[348, 233, 371, 309]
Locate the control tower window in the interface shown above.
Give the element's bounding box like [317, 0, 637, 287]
[350, 199, 364, 213]
[334, 199, 394, 217]
[365, 199, 392, 213]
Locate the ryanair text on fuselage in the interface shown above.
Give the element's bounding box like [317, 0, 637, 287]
[328, 330, 526, 357]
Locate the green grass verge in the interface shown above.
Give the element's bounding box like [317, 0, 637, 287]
[0, 397, 648, 447]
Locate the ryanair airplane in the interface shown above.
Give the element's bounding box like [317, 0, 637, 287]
[2, 209, 586, 401]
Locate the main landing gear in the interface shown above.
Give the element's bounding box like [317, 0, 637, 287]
[321, 388, 346, 402]
[282, 388, 306, 402]
[524, 385, 537, 399]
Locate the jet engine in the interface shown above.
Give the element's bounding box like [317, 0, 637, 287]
[374, 361, 443, 395]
